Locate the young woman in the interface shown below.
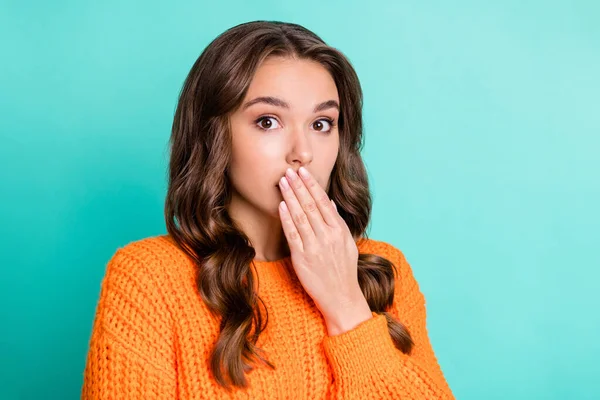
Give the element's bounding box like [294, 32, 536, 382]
[82, 20, 455, 399]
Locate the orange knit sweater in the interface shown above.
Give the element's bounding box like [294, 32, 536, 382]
[82, 235, 454, 399]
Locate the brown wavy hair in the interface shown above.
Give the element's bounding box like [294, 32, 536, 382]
[164, 20, 414, 391]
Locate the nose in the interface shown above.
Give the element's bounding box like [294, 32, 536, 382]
[286, 127, 313, 168]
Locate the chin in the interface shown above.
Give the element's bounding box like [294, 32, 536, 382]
[271, 193, 286, 217]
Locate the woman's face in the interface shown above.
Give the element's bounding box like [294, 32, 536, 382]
[228, 56, 340, 219]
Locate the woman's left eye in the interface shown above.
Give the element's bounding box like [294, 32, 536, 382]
[313, 118, 336, 133]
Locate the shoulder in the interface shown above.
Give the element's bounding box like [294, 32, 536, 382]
[100, 234, 197, 304]
[357, 237, 410, 271]
[107, 234, 195, 278]
[112, 234, 190, 266]
[356, 237, 420, 291]
[357, 237, 406, 261]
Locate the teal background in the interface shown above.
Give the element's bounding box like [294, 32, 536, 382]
[1, 1, 598, 399]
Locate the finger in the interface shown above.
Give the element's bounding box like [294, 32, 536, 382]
[297, 167, 338, 227]
[284, 168, 329, 237]
[279, 175, 316, 245]
[330, 199, 348, 229]
[278, 201, 303, 252]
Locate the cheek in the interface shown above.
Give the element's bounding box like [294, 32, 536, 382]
[230, 146, 275, 194]
[316, 145, 339, 183]
[232, 132, 282, 164]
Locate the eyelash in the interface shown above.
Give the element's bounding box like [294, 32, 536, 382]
[254, 116, 337, 133]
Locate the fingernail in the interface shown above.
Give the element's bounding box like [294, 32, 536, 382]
[286, 168, 297, 180]
[279, 176, 289, 190]
[279, 201, 288, 212]
[298, 167, 309, 179]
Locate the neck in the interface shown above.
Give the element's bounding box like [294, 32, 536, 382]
[227, 194, 290, 262]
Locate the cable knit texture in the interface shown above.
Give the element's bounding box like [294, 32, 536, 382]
[82, 234, 454, 399]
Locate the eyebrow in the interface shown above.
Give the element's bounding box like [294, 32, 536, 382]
[242, 96, 340, 113]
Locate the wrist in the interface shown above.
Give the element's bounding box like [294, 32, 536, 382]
[323, 296, 373, 336]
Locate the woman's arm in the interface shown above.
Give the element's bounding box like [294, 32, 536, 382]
[322, 242, 455, 399]
[82, 248, 177, 399]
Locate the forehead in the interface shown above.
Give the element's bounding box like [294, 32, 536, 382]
[244, 56, 339, 107]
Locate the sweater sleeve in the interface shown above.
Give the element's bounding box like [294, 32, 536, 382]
[322, 243, 454, 399]
[81, 247, 177, 399]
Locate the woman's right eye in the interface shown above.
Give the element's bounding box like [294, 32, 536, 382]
[255, 116, 281, 131]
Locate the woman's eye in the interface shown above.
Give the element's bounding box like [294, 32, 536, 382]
[256, 116, 281, 131]
[313, 118, 334, 133]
